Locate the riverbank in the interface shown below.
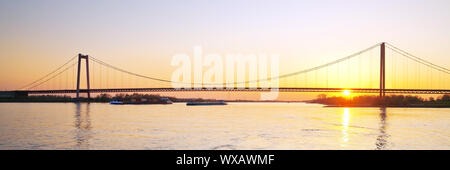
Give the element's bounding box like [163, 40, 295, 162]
[0, 99, 306, 103]
[308, 94, 450, 108]
[324, 104, 450, 108]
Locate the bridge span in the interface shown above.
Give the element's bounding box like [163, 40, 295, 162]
[9, 42, 450, 100]
[10, 87, 450, 96]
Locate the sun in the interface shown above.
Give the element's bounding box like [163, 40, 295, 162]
[343, 90, 351, 96]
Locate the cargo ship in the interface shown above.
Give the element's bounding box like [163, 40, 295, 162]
[186, 101, 227, 106]
[110, 97, 173, 105]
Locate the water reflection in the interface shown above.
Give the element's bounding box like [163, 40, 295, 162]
[1, 103, 448, 149]
[74, 103, 92, 149]
[340, 108, 350, 147]
[375, 107, 389, 150]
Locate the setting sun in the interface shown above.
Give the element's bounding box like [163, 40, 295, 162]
[343, 90, 351, 96]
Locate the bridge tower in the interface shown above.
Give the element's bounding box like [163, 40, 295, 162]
[380, 42, 386, 99]
[76, 54, 91, 102]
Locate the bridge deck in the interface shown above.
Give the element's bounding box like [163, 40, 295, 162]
[12, 88, 450, 94]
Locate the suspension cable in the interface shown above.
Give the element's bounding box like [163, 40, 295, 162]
[89, 42, 381, 86]
[386, 46, 449, 74]
[386, 43, 450, 73]
[19, 55, 77, 90]
[26, 62, 77, 90]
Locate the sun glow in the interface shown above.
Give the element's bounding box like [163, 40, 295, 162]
[343, 90, 351, 96]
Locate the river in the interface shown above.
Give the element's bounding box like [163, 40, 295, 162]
[0, 102, 448, 149]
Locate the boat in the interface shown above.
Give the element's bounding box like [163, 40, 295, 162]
[186, 101, 227, 106]
[109, 100, 124, 105]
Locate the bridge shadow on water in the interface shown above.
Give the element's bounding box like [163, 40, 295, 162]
[376, 107, 389, 150]
[73, 103, 92, 149]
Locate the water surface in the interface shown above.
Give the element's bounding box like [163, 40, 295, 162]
[0, 102, 448, 149]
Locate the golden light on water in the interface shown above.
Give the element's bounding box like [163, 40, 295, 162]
[341, 108, 350, 147]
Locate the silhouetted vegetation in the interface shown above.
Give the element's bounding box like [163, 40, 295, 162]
[98, 93, 228, 102]
[310, 94, 450, 107]
[93, 93, 175, 102]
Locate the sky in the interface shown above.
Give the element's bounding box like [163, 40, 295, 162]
[0, 0, 449, 97]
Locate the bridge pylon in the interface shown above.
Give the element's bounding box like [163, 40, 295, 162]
[76, 54, 91, 102]
[380, 42, 386, 101]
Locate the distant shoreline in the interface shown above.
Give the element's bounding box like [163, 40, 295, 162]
[307, 94, 450, 108]
[2, 101, 450, 108]
[0, 93, 310, 103]
[0, 100, 308, 103]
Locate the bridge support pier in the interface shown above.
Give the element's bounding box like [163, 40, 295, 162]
[380, 42, 386, 103]
[76, 54, 91, 102]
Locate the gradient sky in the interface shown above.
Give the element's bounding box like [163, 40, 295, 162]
[1, 0, 449, 92]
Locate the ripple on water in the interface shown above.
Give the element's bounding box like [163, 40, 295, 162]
[211, 144, 236, 150]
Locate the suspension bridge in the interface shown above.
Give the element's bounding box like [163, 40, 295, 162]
[4, 42, 450, 100]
